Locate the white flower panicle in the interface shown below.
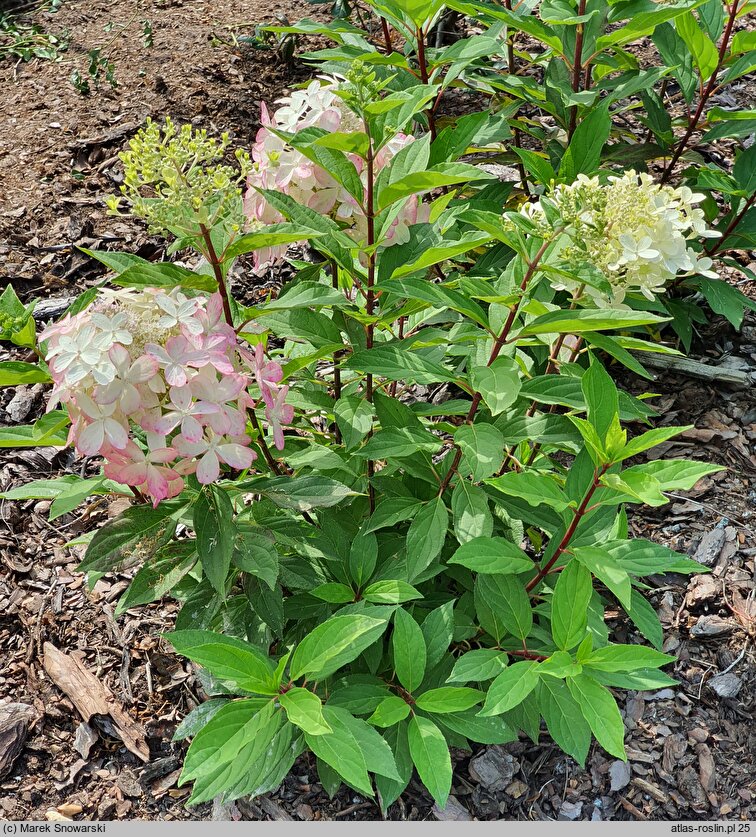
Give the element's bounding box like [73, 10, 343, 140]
[244, 78, 429, 269]
[520, 170, 719, 303]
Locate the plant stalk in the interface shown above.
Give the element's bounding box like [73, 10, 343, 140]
[567, 0, 588, 140]
[436, 238, 552, 496]
[660, 0, 740, 184]
[199, 222, 234, 327]
[525, 463, 609, 592]
[705, 193, 756, 256]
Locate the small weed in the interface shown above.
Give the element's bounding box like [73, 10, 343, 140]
[0, 0, 68, 63]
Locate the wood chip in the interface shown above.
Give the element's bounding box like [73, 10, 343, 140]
[631, 777, 669, 804]
[433, 795, 472, 821]
[43, 643, 149, 762]
[0, 702, 37, 779]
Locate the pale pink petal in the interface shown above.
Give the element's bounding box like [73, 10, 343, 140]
[145, 464, 170, 501]
[196, 450, 220, 484]
[119, 462, 149, 485]
[104, 418, 129, 450]
[181, 414, 204, 443]
[78, 421, 105, 455]
[216, 443, 255, 470]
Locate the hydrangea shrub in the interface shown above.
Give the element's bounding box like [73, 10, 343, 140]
[2, 0, 754, 814]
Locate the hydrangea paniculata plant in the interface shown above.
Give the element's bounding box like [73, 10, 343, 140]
[521, 170, 720, 303]
[41, 288, 291, 505]
[244, 78, 429, 269]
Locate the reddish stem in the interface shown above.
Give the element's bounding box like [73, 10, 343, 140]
[199, 223, 234, 326]
[436, 238, 553, 497]
[660, 0, 740, 184]
[415, 26, 436, 140]
[567, 0, 587, 140]
[705, 193, 756, 256]
[525, 464, 609, 593]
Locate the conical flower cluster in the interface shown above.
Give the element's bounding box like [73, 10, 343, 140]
[521, 170, 719, 303]
[41, 288, 292, 505]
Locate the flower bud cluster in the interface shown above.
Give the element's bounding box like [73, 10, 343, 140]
[244, 78, 429, 269]
[520, 170, 719, 303]
[41, 288, 292, 505]
[108, 118, 251, 237]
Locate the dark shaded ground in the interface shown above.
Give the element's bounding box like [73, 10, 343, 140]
[1, 0, 755, 823]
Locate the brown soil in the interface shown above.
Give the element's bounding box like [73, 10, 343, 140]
[1, 0, 755, 824]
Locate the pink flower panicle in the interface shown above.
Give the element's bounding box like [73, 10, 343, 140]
[42, 287, 291, 505]
[244, 78, 430, 270]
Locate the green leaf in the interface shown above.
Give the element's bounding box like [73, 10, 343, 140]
[79, 248, 151, 275]
[455, 423, 505, 482]
[415, 687, 484, 713]
[392, 608, 427, 692]
[358, 426, 440, 459]
[346, 344, 457, 385]
[676, 11, 718, 81]
[627, 589, 664, 650]
[573, 546, 633, 610]
[258, 281, 346, 311]
[167, 630, 277, 695]
[408, 715, 452, 808]
[172, 698, 229, 742]
[375, 721, 413, 813]
[78, 502, 182, 573]
[567, 673, 626, 760]
[520, 308, 668, 336]
[600, 471, 668, 507]
[559, 104, 611, 180]
[470, 357, 521, 415]
[406, 497, 448, 581]
[334, 396, 374, 451]
[513, 147, 556, 186]
[280, 687, 332, 735]
[232, 529, 279, 590]
[304, 707, 372, 795]
[116, 542, 196, 616]
[368, 695, 411, 728]
[377, 163, 494, 211]
[250, 475, 359, 511]
[581, 357, 619, 440]
[447, 649, 508, 684]
[698, 277, 756, 330]
[224, 224, 323, 260]
[585, 643, 674, 673]
[364, 580, 423, 604]
[437, 709, 517, 745]
[378, 275, 489, 327]
[475, 574, 533, 641]
[194, 485, 236, 594]
[181, 700, 283, 803]
[617, 426, 692, 461]
[733, 142, 756, 194]
[486, 471, 570, 512]
[365, 497, 423, 533]
[479, 661, 540, 716]
[290, 614, 389, 681]
[0, 417, 69, 448]
[348, 529, 378, 587]
[0, 361, 51, 386]
[312, 582, 355, 604]
[421, 601, 455, 669]
[449, 536, 533, 575]
[537, 679, 591, 767]
[114, 262, 217, 293]
[451, 480, 493, 544]
[551, 559, 593, 651]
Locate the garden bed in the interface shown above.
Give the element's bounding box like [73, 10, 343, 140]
[0, 0, 755, 823]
